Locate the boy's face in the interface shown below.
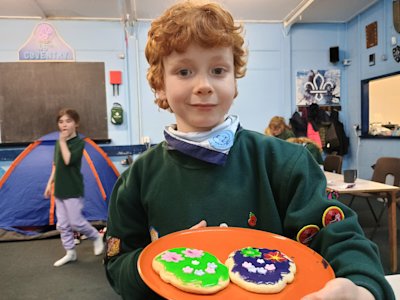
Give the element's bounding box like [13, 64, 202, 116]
[158, 43, 236, 132]
[58, 114, 78, 138]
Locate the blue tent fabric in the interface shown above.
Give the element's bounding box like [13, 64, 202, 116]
[0, 132, 119, 237]
[0, 167, 5, 178]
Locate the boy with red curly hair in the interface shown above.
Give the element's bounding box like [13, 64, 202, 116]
[105, 2, 394, 299]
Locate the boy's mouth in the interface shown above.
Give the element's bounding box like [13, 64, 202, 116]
[191, 104, 217, 109]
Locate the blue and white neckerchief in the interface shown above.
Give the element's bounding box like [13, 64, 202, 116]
[164, 115, 240, 165]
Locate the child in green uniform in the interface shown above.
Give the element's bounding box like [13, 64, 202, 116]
[105, 2, 394, 299]
[44, 108, 104, 267]
[265, 116, 295, 140]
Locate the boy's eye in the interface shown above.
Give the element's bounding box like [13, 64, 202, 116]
[212, 67, 225, 75]
[177, 69, 191, 77]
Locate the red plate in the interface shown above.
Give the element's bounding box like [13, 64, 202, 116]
[138, 227, 334, 299]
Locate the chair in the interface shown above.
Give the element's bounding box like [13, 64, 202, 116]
[323, 154, 343, 174]
[348, 157, 400, 239]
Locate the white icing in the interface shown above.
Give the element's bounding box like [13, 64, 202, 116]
[265, 264, 276, 271]
[183, 266, 194, 273]
[194, 269, 205, 276]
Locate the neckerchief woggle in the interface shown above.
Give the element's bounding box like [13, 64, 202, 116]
[164, 115, 240, 165]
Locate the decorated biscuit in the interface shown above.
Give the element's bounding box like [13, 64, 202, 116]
[225, 247, 296, 293]
[152, 247, 230, 294]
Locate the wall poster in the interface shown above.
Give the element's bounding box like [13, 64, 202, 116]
[296, 69, 341, 106]
[365, 21, 378, 48]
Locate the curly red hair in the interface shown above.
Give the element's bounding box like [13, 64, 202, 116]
[145, 1, 247, 110]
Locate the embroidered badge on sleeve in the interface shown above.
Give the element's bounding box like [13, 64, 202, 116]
[150, 226, 159, 242]
[247, 212, 257, 227]
[296, 225, 320, 245]
[106, 237, 121, 258]
[322, 206, 345, 227]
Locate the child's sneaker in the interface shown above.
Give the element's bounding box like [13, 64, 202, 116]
[93, 235, 104, 256]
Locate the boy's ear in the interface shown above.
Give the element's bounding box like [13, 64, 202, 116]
[157, 90, 166, 100]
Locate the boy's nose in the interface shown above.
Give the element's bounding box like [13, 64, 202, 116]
[196, 86, 212, 95]
[194, 76, 213, 95]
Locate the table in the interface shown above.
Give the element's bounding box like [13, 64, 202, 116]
[324, 171, 399, 273]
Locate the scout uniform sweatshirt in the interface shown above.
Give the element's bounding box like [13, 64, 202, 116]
[105, 129, 394, 300]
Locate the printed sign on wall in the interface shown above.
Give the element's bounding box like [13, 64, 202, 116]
[18, 23, 75, 61]
[296, 69, 341, 106]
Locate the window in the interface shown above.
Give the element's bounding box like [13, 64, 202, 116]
[361, 71, 400, 137]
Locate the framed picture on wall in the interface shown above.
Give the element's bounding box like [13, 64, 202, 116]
[366, 21, 378, 48]
[296, 69, 341, 106]
[394, 0, 400, 33]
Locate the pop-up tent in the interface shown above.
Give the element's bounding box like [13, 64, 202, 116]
[0, 132, 119, 240]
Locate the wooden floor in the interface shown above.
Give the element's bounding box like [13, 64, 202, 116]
[0, 194, 398, 300]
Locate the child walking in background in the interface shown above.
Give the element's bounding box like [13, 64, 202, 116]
[105, 1, 394, 299]
[44, 108, 104, 267]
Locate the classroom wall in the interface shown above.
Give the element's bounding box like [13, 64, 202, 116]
[344, 0, 400, 178]
[1, 0, 400, 179]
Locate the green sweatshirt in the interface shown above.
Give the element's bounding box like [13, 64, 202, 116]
[276, 128, 295, 140]
[53, 136, 85, 199]
[304, 142, 324, 164]
[105, 129, 394, 300]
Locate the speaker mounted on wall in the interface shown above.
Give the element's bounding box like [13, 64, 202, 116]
[329, 46, 339, 63]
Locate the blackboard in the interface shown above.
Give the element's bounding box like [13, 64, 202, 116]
[0, 62, 108, 144]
